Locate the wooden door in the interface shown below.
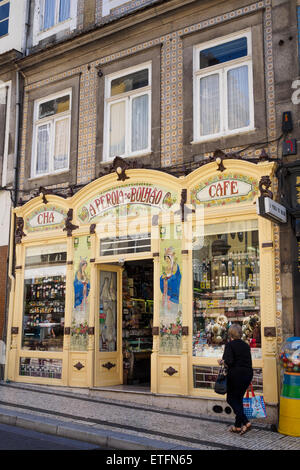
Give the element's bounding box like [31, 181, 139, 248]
[94, 265, 123, 386]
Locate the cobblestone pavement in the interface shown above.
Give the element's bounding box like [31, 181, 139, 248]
[0, 382, 299, 451]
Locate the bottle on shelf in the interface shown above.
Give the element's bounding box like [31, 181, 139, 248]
[200, 258, 207, 290]
[197, 261, 202, 288]
[211, 257, 219, 290]
[220, 258, 227, 289]
[237, 253, 243, 289]
[245, 255, 253, 290]
[206, 258, 211, 289]
[228, 253, 233, 289]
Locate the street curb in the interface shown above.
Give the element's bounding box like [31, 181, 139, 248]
[0, 407, 195, 450]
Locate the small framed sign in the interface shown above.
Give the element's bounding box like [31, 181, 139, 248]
[257, 196, 287, 224]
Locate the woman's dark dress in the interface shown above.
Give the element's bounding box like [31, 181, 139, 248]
[222, 339, 253, 428]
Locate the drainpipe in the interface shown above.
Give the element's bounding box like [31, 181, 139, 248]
[4, 208, 16, 381]
[3, 0, 30, 378]
[3, 67, 23, 379]
[13, 69, 20, 208]
[24, 0, 32, 56]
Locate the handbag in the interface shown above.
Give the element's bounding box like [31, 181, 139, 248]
[214, 365, 227, 395]
[243, 383, 267, 419]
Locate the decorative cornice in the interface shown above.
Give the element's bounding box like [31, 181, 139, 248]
[15, 217, 26, 244]
[0, 49, 22, 69]
[63, 209, 79, 237]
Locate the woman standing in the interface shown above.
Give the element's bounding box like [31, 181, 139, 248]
[218, 324, 253, 435]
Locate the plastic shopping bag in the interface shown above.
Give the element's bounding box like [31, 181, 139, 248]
[243, 384, 267, 419]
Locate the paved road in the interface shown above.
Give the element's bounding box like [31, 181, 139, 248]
[0, 422, 104, 450]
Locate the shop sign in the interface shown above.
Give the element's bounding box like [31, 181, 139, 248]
[77, 183, 178, 223]
[191, 173, 258, 207]
[256, 197, 287, 224]
[25, 207, 67, 232]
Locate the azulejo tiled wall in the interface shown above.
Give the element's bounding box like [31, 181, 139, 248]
[20, 0, 277, 180]
[18, 0, 283, 347]
[20, 0, 276, 184]
[21, 0, 277, 179]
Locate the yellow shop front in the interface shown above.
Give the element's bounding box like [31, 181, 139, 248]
[5, 159, 280, 419]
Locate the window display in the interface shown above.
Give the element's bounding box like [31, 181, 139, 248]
[193, 220, 261, 359]
[22, 244, 67, 351]
[193, 365, 263, 392]
[19, 357, 62, 379]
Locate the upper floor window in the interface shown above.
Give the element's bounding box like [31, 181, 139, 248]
[40, 0, 70, 30]
[102, 0, 130, 17]
[193, 30, 254, 142]
[104, 63, 152, 161]
[33, 0, 77, 46]
[0, 1, 9, 37]
[32, 90, 71, 178]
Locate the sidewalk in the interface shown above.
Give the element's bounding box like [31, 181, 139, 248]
[0, 381, 299, 450]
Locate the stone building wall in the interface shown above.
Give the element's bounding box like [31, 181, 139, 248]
[16, 0, 300, 341]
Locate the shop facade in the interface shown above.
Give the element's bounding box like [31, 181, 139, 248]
[6, 158, 280, 419]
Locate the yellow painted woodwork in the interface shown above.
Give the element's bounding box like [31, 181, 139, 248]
[5, 160, 279, 408]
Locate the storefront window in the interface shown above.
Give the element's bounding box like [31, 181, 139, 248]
[19, 357, 62, 379]
[22, 243, 67, 352]
[193, 220, 261, 359]
[193, 365, 263, 392]
[100, 233, 151, 256]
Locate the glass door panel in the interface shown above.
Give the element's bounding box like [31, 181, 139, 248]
[94, 265, 122, 387]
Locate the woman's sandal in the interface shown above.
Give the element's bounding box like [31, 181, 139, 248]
[229, 426, 241, 433]
[240, 423, 252, 435]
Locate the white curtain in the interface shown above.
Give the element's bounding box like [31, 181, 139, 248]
[199, 74, 220, 136]
[109, 101, 125, 158]
[54, 118, 69, 170]
[59, 0, 70, 22]
[131, 94, 148, 152]
[36, 123, 50, 175]
[43, 0, 55, 29]
[227, 65, 249, 130]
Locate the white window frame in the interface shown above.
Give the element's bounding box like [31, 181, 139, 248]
[31, 89, 72, 179]
[103, 62, 152, 162]
[0, 0, 9, 38]
[0, 80, 11, 187]
[193, 29, 254, 143]
[102, 0, 130, 17]
[32, 0, 77, 46]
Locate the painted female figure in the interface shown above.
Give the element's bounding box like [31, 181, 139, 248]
[159, 246, 182, 353]
[160, 247, 181, 308]
[74, 258, 90, 311]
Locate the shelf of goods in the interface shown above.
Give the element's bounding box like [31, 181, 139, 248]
[23, 277, 66, 348]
